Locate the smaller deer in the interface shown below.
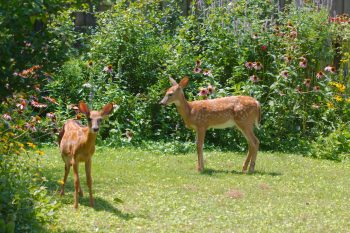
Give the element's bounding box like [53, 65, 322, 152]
[160, 77, 260, 173]
[58, 101, 113, 209]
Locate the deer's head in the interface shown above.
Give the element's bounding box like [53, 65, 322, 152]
[160, 76, 189, 106]
[78, 102, 114, 133]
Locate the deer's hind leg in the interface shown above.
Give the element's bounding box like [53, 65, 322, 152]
[196, 128, 206, 172]
[235, 121, 259, 173]
[60, 160, 71, 196]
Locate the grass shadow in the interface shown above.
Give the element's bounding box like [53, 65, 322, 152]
[201, 168, 282, 177]
[80, 196, 135, 220]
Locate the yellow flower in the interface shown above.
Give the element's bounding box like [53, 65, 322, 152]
[327, 102, 334, 109]
[27, 142, 36, 149]
[334, 95, 343, 102]
[35, 150, 44, 156]
[329, 82, 346, 92]
[58, 180, 64, 185]
[17, 142, 24, 148]
[337, 84, 345, 92]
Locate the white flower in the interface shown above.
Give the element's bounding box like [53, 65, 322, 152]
[83, 83, 92, 88]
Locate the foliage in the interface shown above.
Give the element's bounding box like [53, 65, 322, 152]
[310, 124, 350, 161]
[0, 65, 60, 231]
[40, 0, 349, 158]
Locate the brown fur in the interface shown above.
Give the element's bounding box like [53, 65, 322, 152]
[59, 102, 113, 209]
[160, 77, 260, 173]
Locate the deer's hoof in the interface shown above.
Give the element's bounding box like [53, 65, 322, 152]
[90, 199, 95, 208]
[73, 204, 78, 209]
[60, 190, 64, 196]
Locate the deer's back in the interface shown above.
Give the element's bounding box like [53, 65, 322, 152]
[59, 120, 95, 162]
[188, 96, 260, 128]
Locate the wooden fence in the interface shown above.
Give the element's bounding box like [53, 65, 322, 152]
[74, 0, 350, 29]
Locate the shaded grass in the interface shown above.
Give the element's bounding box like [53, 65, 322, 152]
[41, 147, 350, 232]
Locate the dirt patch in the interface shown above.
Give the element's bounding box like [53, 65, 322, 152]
[226, 189, 244, 199]
[258, 183, 270, 190]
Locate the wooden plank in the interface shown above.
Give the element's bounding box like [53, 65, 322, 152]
[331, 0, 344, 15]
[344, 0, 350, 14]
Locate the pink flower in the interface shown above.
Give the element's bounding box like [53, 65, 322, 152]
[324, 66, 336, 73]
[280, 70, 289, 78]
[25, 123, 37, 132]
[43, 96, 58, 105]
[34, 84, 40, 92]
[195, 60, 202, 67]
[46, 112, 55, 119]
[207, 85, 215, 94]
[193, 67, 202, 74]
[299, 57, 307, 68]
[103, 64, 113, 73]
[304, 78, 311, 87]
[16, 100, 27, 110]
[311, 104, 320, 109]
[253, 62, 263, 70]
[2, 113, 11, 121]
[313, 86, 320, 91]
[290, 30, 297, 39]
[125, 130, 133, 142]
[249, 75, 259, 83]
[316, 71, 324, 79]
[251, 33, 259, 40]
[30, 100, 47, 108]
[296, 86, 302, 93]
[284, 55, 292, 63]
[198, 88, 209, 96]
[245, 61, 254, 70]
[203, 69, 212, 76]
[261, 45, 268, 51]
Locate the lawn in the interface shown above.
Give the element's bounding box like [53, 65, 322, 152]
[41, 147, 350, 232]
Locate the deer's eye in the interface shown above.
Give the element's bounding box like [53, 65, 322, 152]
[168, 93, 173, 97]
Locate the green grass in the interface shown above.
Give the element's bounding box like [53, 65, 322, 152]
[41, 147, 350, 232]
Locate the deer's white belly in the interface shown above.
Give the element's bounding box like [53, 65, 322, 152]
[210, 120, 236, 129]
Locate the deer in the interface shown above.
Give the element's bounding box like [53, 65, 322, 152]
[58, 101, 113, 209]
[160, 77, 261, 173]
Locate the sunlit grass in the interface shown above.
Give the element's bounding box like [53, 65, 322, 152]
[41, 147, 350, 232]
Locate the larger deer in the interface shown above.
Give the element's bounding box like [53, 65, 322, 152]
[160, 77, 260, 173]
[58, 101, 113, 209]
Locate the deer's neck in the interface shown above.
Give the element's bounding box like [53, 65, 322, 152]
[83, 128, 97, 146]
[174, 92, 191, 126]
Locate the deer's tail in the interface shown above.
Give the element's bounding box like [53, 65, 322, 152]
[58, 124, 65, 147]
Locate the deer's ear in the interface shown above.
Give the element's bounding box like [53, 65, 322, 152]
[169, 77, 178, 86]
[179, 76, 189, 88]
[101, 103, 114, 116]
[78, 101, 90, 115]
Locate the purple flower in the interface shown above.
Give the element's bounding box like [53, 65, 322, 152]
[249, 75, 259, 83]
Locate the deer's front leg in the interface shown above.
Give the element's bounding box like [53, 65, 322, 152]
[72, 162, 80, 209]
[196, 128, 206, 172]
[85, 159, 94, 207]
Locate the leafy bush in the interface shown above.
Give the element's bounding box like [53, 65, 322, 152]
[45, 0, 349, 158]
[0, 66, 59, 231]
[310, 125, 350, 161]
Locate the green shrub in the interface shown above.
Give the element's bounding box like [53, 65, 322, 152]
[310, 125, 350, 161]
